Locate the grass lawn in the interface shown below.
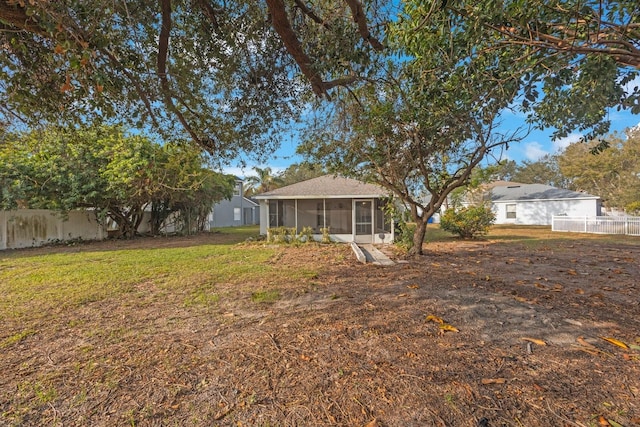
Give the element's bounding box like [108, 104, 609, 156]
[1, 225, 639, 426]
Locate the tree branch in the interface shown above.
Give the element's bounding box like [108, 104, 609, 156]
[266, 0, 327, 97]
[157, 0, 202, 144]
[293, 0, 330, 29]
[344, 0, 384, 51]
[0, 0, 48, 36]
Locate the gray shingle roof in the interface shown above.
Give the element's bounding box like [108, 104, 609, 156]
[254, 175, 389, 199]
[488, 183, 600, 202]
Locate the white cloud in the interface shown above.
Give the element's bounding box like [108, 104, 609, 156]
[220, 164, 286, 179]
[552, 133, 582, 152]
[524, 141, 548, 161]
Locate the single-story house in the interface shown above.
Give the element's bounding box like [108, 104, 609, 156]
[254, 175, 394, 244]
[485, 182, 602, 225]
[209, 178, 259, 228]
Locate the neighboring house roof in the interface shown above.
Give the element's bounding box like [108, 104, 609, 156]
[254, 175, 389, 199]
[488, 183, 600, 202]
[242, 197, 259, 207]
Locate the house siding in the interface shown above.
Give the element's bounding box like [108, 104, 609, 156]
[493, 198, 601, 225]
[211, 195, 258, 228]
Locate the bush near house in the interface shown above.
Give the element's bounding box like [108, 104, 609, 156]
[440, 205, 496, 238]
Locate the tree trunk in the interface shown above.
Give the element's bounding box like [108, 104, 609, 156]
[408, 219, 428, 256]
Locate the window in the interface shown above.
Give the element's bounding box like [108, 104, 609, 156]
[375, 199, 391, 233]
[269, 200, 281, 227]
[296, 199, 324, 232]
[233, 207, 241, 221]
[268, 200, 295, 228]
[326, 199, 352, 234]
[234, 182, 242, 197]
[506, 204, 516, 219]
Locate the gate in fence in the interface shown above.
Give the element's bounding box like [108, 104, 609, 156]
[552, 216, 640, 236]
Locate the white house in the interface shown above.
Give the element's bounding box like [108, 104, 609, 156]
[486, 183, 602, 225]
[254, 175, 394, 244]
[209, 178, 259, 228]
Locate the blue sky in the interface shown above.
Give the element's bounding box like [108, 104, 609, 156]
[223, 107, 640, 179]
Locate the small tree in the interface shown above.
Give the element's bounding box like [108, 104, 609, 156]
[440, 206, 496, 239]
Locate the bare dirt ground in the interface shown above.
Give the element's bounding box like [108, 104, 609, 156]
[2, 233, 639, 427]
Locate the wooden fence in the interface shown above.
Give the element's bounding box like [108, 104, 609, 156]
[552, 216, 640, 236]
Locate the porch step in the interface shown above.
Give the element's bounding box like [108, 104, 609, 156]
[357, 244, 395, 266]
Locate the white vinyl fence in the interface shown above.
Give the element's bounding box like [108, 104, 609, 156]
[552, 216, 640, 236]
[0, 209, 106, 250]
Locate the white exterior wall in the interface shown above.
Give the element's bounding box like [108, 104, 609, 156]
[259, 200, 269, 235]
[493, 199, 600, 225]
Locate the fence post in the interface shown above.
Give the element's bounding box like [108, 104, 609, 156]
[625, 217, 628, 236]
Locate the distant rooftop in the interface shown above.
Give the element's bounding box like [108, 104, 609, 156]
[488, 183, 600, 201]
[254, 175, 390, 199]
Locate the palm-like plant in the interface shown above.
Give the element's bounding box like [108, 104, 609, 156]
[244, 166, 283, 196]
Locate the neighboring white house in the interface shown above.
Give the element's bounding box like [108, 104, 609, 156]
[254, 175, 394, 244]
[209, 178, 259, 228]
[485, 182, 602, 225]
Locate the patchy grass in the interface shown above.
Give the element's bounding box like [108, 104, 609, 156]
[426, 223, 640, 247]
[1, 226, 639, 426]
[0, 226, 302, 322]
[251, 289, 281, 303]
[0, 329, 37, 349]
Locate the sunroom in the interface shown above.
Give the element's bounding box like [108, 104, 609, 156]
[254, 175, 394, 244]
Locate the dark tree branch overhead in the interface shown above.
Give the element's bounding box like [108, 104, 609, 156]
[0, 0, 47, 36]
[266, 0, 326, 96]
[157, 0, 202, 144]
[344, 0, 384, 51]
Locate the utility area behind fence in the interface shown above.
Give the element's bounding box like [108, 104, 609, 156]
[552, 216, 640, 236]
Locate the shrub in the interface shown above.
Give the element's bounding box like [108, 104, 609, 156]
[440, 205, 496, 239]
[626, 201, 640, 216]
[394, 220, 416, 250]
[320, 227, 331, 244]
[298, 226, 314, 243]
[267, 226, 315, 244]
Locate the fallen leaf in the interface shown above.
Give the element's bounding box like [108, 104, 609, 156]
[514, 296, 528, 303]
[598, 415, 610, 426]
[572, 345, 607, 357]
[608, 420, 624, 427]
[440, 324, 459, 332]
[407, 284, 419, 289]
[521, 337, 546, 346]
[600, 337, 629, 349]
[629, 344, 640, 351]
[575, 288, 585, 294]
[397, 293, 408, 297]
[426, 315, 445, 324]
[481, 378, 506, 385]
[567, 269, 578, 275]
[576, 336, 597, 349]
[363, 419, 378, 427]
